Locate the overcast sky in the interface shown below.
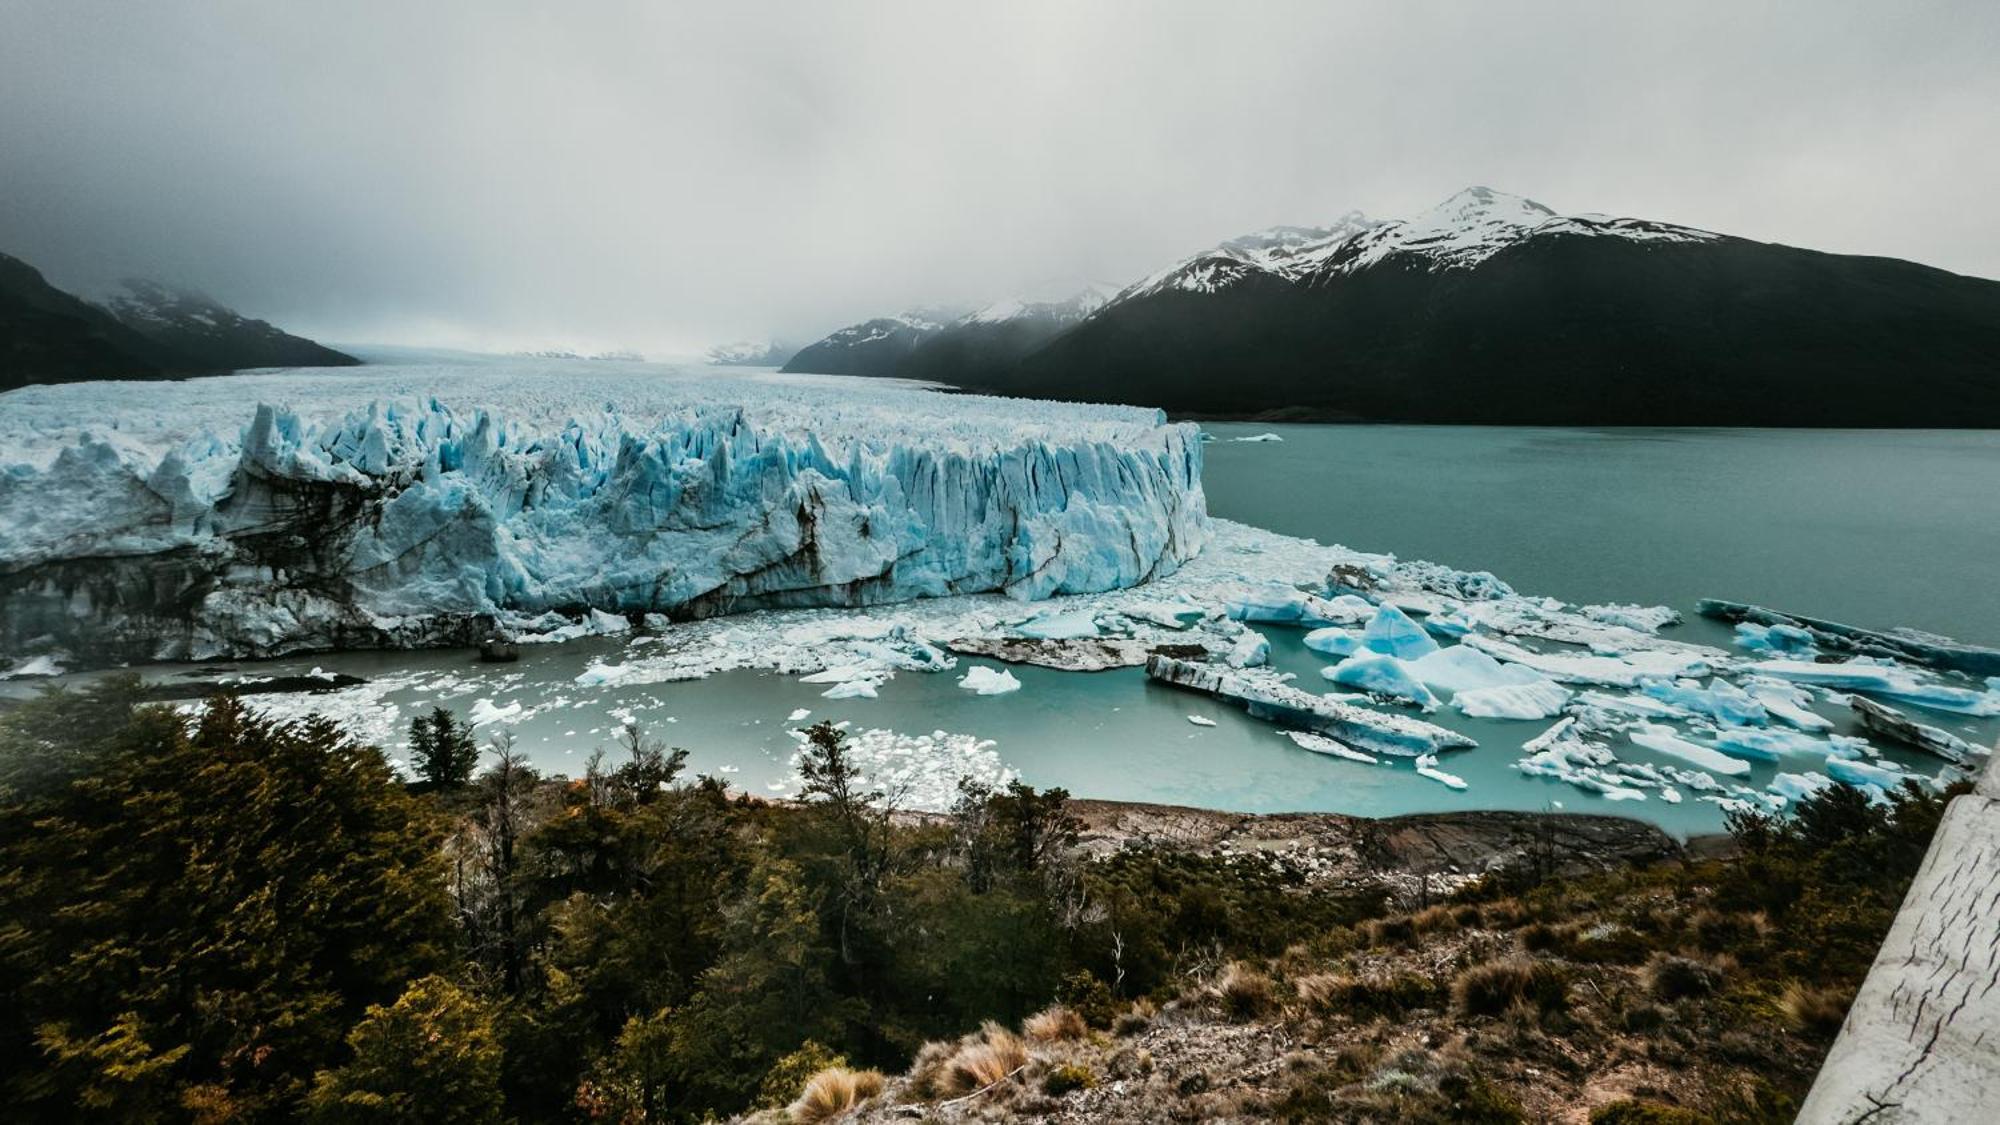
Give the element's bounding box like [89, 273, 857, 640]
[2, 0, 1995, 355]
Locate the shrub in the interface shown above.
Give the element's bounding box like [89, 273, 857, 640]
[1214, 962, 1276, 1019]
[1411, 905, 1461, 934]
[1022, 1004, 1088, 1043]
[1057, 969, 1116, 1027]
[1364, 916, 1418, 947]
[757, 1040, 846, 1108]
[1518, 921, 1566, 953]
[1778, 981, 1853, 1037]
[788, 1067, 884, 1123]
[1297, 972, 1442, 1019]
[1112, 998, 1156, 1037]
[1645, 954, 1723, 1002]
[1454, 904, 1486, 928]
[938, 1023, 1029, 1097]
[1568, 922, 1654, 965]
[1589, 1099, 1712, 1124]
[1042, 1063, 1095, 1095]
[1454, 958, 1568, 1016]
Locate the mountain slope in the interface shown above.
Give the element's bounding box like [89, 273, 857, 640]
[908, 189, 2000, 425]
[95, 279, 358, 372]
[1, 252, 176, 388]
[891, 284, 1117, 386]
[2, 254, 358, 391]
[781, 308, 965, 377]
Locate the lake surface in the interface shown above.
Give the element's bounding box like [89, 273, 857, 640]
[1203, 424, 2000, 647]
[18, 420, 1999, 837]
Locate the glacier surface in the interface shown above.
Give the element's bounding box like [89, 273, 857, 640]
[0, 365, 1207, 661]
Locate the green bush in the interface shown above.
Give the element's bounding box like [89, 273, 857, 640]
[1042, 1063, 1095, 1095]
[1590, 1099, 1712, 1124]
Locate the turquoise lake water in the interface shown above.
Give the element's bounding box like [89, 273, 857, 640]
[20, 424, 2000, 836]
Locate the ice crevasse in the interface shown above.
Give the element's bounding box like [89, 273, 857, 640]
[0, 382, 1209, 662]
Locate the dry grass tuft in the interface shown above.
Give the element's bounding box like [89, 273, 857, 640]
[1022, 1004, 1089, 1043]
[938, 1022, 1030, 1097]
[788, 1066, 885, 1123]
[1411, 905, 1461, 934]
[1213, 961, 1276, 1019]
[1112, 997, 1157, 1037]
[1293, 972, 1345, 1011]
[1779, 981, 1853, 1036]
[1644, 953, 1723, 1002]
[1453, 957, 1569, 1016]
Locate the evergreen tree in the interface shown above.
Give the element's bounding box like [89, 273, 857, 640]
[409, 707, 478, 791]
[0, 694, 456, 1120]
[305, 975, 504, 1125]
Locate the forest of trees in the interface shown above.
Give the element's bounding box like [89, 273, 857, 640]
[0, 679, 1382, 1122]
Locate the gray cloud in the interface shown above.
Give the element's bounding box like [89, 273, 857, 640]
[2, 0, 1994, 354]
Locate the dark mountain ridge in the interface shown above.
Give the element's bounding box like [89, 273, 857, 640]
[2, 252, 357, 390]
[784, 190, 2000, 426]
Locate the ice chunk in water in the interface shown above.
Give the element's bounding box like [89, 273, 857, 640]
[1405, 645, 1549, 694]
[1768, 771, 1835, 803]
[1017, 610, 1100, 640]
[1640, 678, 1768, 726]
[1285, 730, 1379, 764]
[1734, 621, 1818, 656]
[1362, 604, 1440, 659]
[1303, 626, 1362, 657]
[1187, 714, 1217, 727]
[1824, 756, 1910, 790]
[1627, 722, 1752, 777]
[958, 666, 1022, 695]
[1323, 654, 1440, 711]
[1415, 753, 1469, 790]
[1454, 680, 1571, 720]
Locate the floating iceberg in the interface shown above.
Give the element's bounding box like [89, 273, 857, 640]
[1187, 714, 1217, 727]
[1583, 603, 1682, 632]
[1302, 626, 1362, 657]
[1768, 771, 1836, 803]
[787, 708, 813, 721]
[1749, 658, 2000, 715]
[1322, 653, 1440, 711]
[1640, 678, 1768, 726]
[1414, 753, 1469, 790]
[1627, 722, 1752, 777]
[1824, 756, 1909, 790]
[1454, 680, 1571, 720]
[1285, 730, 1379, 764]
[1016, 611, 1101, 640]
[1734, 621, 1818, 656]
[1405, 645, 1549, 694]
[1361, 604, 1440, 660]
[1147, 655, 1475, 758]
[958, 666, 1023, 695]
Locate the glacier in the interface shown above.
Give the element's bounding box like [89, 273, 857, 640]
[0, 366, 1207, 662]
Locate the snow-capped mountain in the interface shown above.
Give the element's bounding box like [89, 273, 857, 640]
[704, 339, 797, 367]
[92, 278, 358, 373]
[1114, 212, 1384, 301]
[916, 188, 2000, 425]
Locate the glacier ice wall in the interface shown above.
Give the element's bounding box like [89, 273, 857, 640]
[0, 367, 1208, 662]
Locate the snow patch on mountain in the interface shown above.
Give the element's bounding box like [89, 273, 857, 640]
[1329, 187, 1720, 274]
